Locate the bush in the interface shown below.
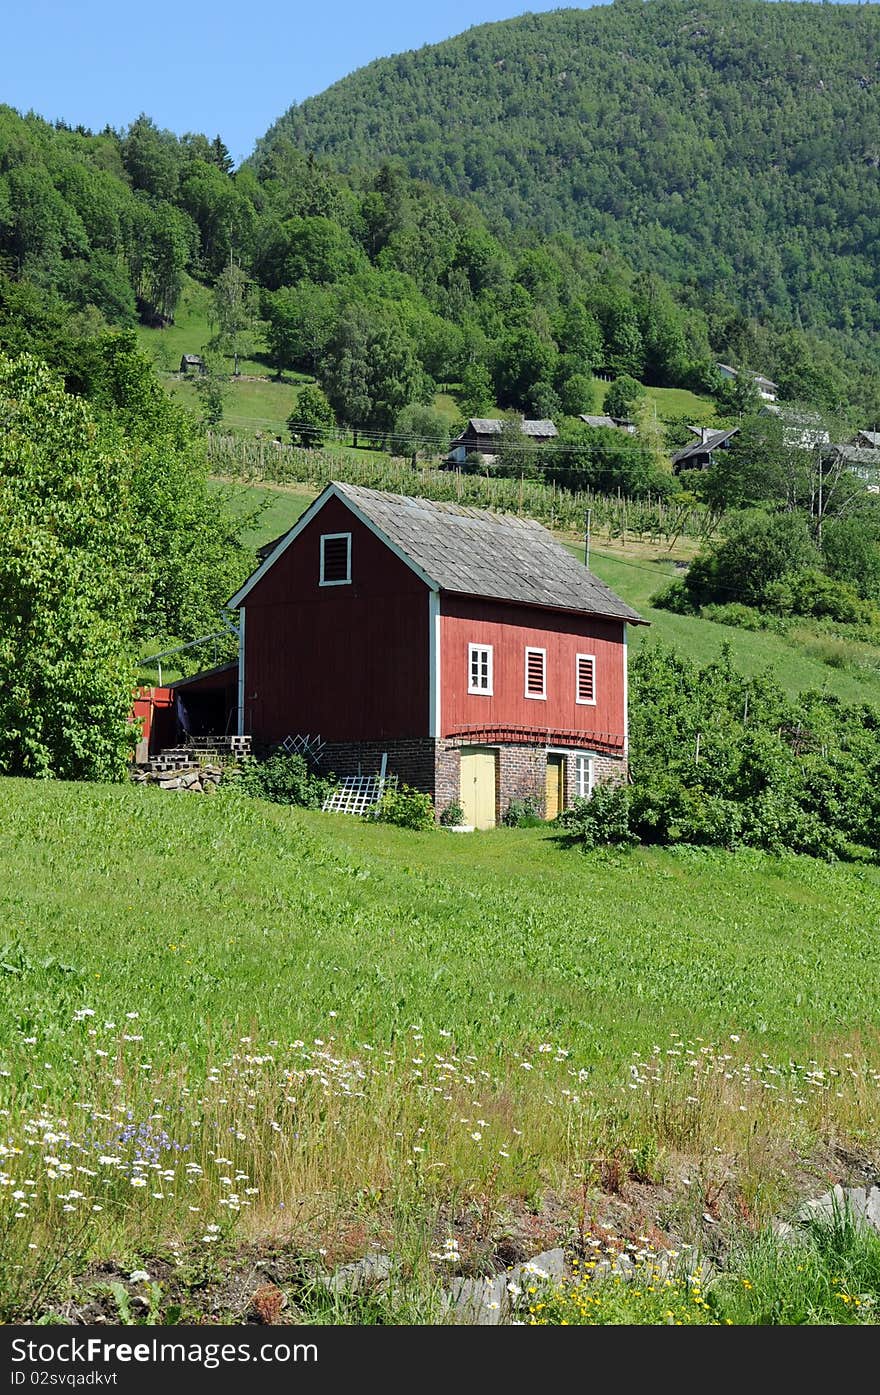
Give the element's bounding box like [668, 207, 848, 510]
[502, 796, 544, 827]
[238, 751, 331, 808]
[377, 783, 435, 830]
[701, 602, 789, 634]
[556, 784, 637, 850]
[764, 569, 873, 624]
[650, 578, 698, 614]
[626, 643, 880, 859]
[439, 801, 466, 826]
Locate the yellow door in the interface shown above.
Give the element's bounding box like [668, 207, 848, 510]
[460, 747, 497, 829]
[545, 755, 565, 820]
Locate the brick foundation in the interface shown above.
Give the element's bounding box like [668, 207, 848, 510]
[315, 735, 626, 824]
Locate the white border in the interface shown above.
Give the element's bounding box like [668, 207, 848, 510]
[467, 642, 494, 696]
[237, 609, 246, 736]
[623, 625, 629, 759]
[429, 592, 441, 738]
[524, 646, 547, 700]
[575, 652, 597, 706]
[573, 751, 594, 799]
[319, 531, 352, 586]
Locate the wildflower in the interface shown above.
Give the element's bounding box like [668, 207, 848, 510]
[129, 1270, 150, 1283]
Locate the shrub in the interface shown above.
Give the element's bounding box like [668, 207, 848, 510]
[701, 602, 789, 634]
[502, 796, 544, 827]
[439, 801, 466, 827]
[763, 569, 872, 624]
[556, 784, 637, 850]
[650, 578, 698, 614]
[238, 752, 331, 808]
[377, 784, 435, 830]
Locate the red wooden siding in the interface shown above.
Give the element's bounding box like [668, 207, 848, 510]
[242, 496, 430, 744]
[440, 596, 625, 743]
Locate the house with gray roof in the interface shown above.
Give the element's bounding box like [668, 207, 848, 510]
[671, 426, 739, 472]
[579, 414, 637, 434]
[229, 482, 645, 827]
[446, 417, 558, 465]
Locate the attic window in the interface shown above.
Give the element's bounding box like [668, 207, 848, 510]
[576, 654, 596, 706]
[320, 533, 351, 586]
[524, 647, 546, 700]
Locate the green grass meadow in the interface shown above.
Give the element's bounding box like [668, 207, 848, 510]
[2, 779, 880, 1321]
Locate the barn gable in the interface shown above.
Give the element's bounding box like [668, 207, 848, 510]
[230, 481, 644, 624]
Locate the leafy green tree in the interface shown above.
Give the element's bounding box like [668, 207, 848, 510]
[121, 115, 182, 201]
[558, 372, 595, 416]
[821, 513, 880, 601]
[260, 282, 336, 377]
[715, 371, 763, 418]
[288, 384, 335, 447]
[0, 352, 138, 779]
[493, 327, 557, 412]
[142, 202, 196, 320]
[458, 359, 495, 418]
[320, 315, 427, 432]
[682, 512, 821, 609]
[604, 373, 644, 420]
[393, 404, 450, 464]
[210, 259, 258, 376]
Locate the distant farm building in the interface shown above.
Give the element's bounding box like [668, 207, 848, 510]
[716, 363, 778, 402]
[446, 417, 558, 465]
[224, 481, 646, 827]
[671, 425, 739, 473]
[579, 414, 637, 434]
[180, 354, 206, 375]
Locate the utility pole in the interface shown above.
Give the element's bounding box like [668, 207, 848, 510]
[584, 508, 592, 568]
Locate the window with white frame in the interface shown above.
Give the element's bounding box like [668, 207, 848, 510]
[320, 532, 351, 585]
[468, 643, 493, 695]
[576, 653, 597, 705]
[524, 646, 546, 699]
[574, 753, 593, 800]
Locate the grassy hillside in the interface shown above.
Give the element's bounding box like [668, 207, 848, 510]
[265, 0, 880, 362]
[2, 778, 879, 1320]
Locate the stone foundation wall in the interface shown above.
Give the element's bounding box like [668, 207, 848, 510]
[315, 736, 626, 823]
[319, 738, 437, 797]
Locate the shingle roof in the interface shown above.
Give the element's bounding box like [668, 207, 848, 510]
[579, 414, 619, 429]
[329, 482, 644, 622]
[828, 444, 880, 467]
[671, 427, 739, 464]
[464, 418, 558, 438]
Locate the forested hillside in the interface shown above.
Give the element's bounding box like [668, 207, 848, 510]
[262, 0, 880, 376]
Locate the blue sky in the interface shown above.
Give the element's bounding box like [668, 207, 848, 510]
[3, 1, 849, 166]
[2, 1, 600, 165]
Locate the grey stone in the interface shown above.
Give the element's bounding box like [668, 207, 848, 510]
[325, 1251, 393, 1294]
[449, 1274, 510, 1325]
[509, 1248, 566, 1284]
[796, 1184, 880, 1234]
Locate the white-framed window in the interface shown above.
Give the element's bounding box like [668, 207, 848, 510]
[576, 653, 597, 705]
[524, 646, 546, 700]
[574, 753, 593, 800]
[319, 532, 351, 586]
[468, 643, 493, 695]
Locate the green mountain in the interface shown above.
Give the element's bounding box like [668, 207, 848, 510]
[259, 0, 880, 358]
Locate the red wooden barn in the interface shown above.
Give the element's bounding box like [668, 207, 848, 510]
[227, 482, 646, 827]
